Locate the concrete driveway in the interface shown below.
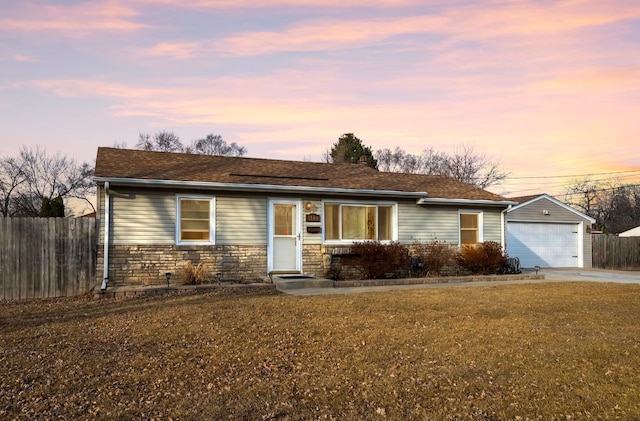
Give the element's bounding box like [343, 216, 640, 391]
[538, 268, 640, 283]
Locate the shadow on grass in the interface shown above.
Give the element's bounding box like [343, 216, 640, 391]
[0, 287, 280, 334]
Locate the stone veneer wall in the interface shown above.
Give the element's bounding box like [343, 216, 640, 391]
[320, 245, 361, 280]
[97, 244, 383, 286]
[97, 245, 268, 287]
[302, 245, 325, 277]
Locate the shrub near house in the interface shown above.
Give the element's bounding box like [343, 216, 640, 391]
[349, 241, 410, 279]
[457, 241, 507, 275]
[341, 240, 508, 280]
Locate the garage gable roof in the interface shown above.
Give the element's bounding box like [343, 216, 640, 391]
[507, 193, 596, 223]
[619, 226, 640, 237]
[95, 147, 510, 203]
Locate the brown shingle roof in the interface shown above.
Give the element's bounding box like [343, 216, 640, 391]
[95, 147, 508, 202]
[508, 194, 546, 204]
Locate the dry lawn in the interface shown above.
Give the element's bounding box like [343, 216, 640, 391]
[1, 282, 640, 420]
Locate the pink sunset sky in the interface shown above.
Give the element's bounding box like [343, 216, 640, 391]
[1, 0, 639, 198]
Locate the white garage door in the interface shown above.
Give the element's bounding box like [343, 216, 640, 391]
[507, 222, 579, 268]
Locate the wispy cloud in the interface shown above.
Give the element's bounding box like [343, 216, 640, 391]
[443, 0, 640, 40]
[14, 54, 37, 63]
[0, 1, 148, 34]
[138, 0, 640, 61]
[531, 66, 640, 94]
[133, 0, 423, 7]
[141, 42, 202, 59]
[31, 79, 171, 99]
[216, 15, 447, 56]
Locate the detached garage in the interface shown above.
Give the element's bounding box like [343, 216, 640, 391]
[506, 194, 596, 268]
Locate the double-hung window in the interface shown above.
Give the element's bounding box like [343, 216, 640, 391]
[176, 196, 215, 244]
[459, 210, 482, 245]
[324, 202, 395, 242]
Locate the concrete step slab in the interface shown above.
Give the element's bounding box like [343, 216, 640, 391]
[273, 276, 334, 290]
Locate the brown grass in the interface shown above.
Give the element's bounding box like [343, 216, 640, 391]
[1, 282, 640, 420]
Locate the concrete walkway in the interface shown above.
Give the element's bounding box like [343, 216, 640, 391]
[280, 279, 548, 296]
[280, 268, 640, 296]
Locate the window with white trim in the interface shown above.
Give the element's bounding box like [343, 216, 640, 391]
[324, 202, 395, 242]
[459, 211, 482, 245]
[177, 196, 215, 244]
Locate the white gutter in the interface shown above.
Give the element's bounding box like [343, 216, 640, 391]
[501, 204, 512, 251]
[417, 197, 518, 206]
[93, 176, 429, 199]
[100, 182, 110, 292]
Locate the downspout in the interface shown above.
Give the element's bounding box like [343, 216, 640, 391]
[500, 204, 512, 251]
[100, 182, 110, 292]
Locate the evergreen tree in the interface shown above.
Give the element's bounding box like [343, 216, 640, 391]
[40, 195, 65, 217]
[328, 133, 378, 169]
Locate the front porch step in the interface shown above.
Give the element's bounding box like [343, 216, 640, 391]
[273, 276, 334, 290]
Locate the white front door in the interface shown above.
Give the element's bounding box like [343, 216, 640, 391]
[268, 199, 302, 273]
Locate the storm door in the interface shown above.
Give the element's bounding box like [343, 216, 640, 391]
[268, 199, 302, 273]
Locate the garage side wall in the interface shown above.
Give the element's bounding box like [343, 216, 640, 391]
[507, 197, 593, 268]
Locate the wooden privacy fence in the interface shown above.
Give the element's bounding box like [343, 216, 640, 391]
[592, 234, 640, 270]
[0, 218, 97, 300]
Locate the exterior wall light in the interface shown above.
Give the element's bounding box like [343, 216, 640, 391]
[165, 272, 171, 288]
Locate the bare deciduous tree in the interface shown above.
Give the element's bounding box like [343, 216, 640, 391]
[132, 131, 248, 157]
[444, 144, 508, 189]
[376, 147, 448, 174]
[136, 131, 183, 152]
[0, 157, 27, 217]
[186, 134, 246, 156]
[375, 144, 508, 189]
[564, 178, 640, 234]
[0, 147, 94, 217]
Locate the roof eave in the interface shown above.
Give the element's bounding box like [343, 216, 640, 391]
[94, 177, 429, 198]
[417, 197, 517, 207]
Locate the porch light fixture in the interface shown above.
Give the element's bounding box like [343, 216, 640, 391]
[165, 272, 171, 288]
[305, 201, 313, 211]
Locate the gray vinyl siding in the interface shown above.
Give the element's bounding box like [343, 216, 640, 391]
[98, 185, 105, 241]
[483, 210, 502, 243]
[101, 188, 269, 246]
[508, 197, 592, 223]
[216, 195, 267, 245]
[111, 191, 176, 245]
[99, 186, 507, 248]
[398, 203, 458, 243]
[398, 201, 504, 245]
